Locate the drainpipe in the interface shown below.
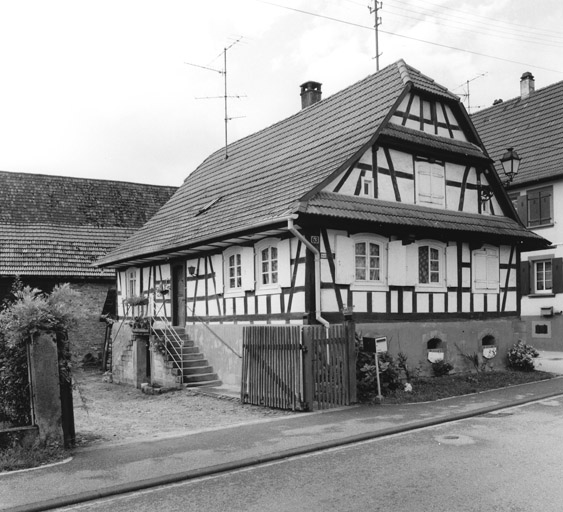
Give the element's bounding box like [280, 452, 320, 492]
[287, 218, 330, 333]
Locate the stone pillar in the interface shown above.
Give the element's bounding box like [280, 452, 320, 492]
[132, 331, 150, 389]
[28, 333, 64, 446]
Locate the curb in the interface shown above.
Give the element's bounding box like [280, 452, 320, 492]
[6, 389, 563, 512]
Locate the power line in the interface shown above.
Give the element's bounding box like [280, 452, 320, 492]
[384, 0, 563, 48]
[255, 0, 563, 74]
[388, 0, 563, 38]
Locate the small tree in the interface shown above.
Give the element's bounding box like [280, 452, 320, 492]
[0, 283, 83, 427]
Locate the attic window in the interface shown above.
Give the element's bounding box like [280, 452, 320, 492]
[196, 196, 223, 216]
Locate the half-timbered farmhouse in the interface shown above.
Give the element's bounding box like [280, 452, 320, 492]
[0, 170, 176, 358]
[472, 72, 563, 350]
[98, 60, 547, 391]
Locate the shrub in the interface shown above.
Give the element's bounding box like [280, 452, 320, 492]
[432, 359, 454, 377]
[0, 282, 83, 427]
[507, 340, 539, 372]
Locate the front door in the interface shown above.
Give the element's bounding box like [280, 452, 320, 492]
[171, 263, 186, 327]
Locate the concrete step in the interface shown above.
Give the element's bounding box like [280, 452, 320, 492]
[183, 358, 208, 367]
[185, 379, 223, 388]
[183, 372, 219, 384]
[183, 365, 214, 375]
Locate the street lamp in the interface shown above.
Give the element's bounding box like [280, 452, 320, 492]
[499, 147, 521, 184]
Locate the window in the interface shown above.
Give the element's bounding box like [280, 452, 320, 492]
[527, 186, 552, 227]
[472, 246, 500, 292]
[416, 160, 445, 207]
[255, 238, 291, 295]
[127, 268, 138, 297]
[360, 176, 374, 197]
[339, 234, 388, 290]
[419, 246, 441, 284]
[355, 241, 380, 281]
[223, 246, 255, 297]
[260, 246, 278, 286]
[534, 259, 553, 293]
[228, 253, 242, 289]
[417, 242, 446, 291]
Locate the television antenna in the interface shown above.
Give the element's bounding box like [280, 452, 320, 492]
[185, 37, 246, 160]
[454, 72, 487, 113]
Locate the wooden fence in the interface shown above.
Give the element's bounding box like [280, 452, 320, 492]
[241, 323, 356, 411]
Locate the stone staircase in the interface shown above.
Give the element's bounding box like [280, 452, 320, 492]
[153, 327, 222, 388]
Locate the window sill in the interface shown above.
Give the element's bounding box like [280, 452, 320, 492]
[528, 223, 554, 230]
[224, 289, 247, 299]
[350, 282, 389, 292]
[528, 293, 556, 298]
[415, 284, 447, 293]
[255, 285, 282, 296]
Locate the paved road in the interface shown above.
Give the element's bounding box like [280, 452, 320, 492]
[54, 395, 563, 512]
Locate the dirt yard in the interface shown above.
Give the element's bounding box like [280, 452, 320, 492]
[72, 369, 294, 447]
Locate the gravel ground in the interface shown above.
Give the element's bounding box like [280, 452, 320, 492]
[72, 369, 295, 447]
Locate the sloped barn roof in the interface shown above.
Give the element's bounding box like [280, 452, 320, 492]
[0, 171, 176, 278]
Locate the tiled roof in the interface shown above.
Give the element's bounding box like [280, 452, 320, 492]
[304, 192, 547, 249]
[471, 79, 563, 186]
[0, 171, 177, 277]
[99, 60, 475, 266]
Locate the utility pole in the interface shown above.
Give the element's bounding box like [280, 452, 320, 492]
[368, 1, 382, 70]
[186, 37, 245, 160]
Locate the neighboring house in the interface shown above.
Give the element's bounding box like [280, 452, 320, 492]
[0, 170, 176, 357]
[98, 60, 547, 389]
[472, 73, 563, 350]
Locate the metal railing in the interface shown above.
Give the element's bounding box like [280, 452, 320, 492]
[150, 303, 185, 373]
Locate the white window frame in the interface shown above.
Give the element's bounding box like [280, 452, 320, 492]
[415, 160, 445, 207]
[471, 245, 500, 293]
[255, 238, 291, 295]
[360, 176, 374, 198]
[126, 267, 139, 298]
[416, 241, 447, 292]
[533, 258, 553, 295]
[350, 234, 388, 291]
[223, 246, 255, 298]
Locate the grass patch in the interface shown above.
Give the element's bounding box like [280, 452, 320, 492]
[0, 442, 68, 473]
[363, 370, 555, 404]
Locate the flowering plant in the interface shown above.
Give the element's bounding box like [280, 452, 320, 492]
[156, 283, 170, 297]
[150, 337, 167, 356]
[507, 340, 539, 371]
[125, 295, 149, 307]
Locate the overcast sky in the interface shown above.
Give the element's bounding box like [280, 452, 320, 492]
[0, 0, 561, 186]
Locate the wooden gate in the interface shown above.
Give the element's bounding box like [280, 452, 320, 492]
[241, 323, 356, 411]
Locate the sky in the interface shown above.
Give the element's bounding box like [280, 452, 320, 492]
[0, 0, 561, 187]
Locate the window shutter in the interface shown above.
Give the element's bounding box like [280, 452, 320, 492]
[446, 245, 458, 287]
[388, 241, 407, 286]
[527, 190, 540, 226]
[277, 239, 292, 288]
[405, 243, 418, 284]
[335, 235, 355, 284]
[519, 261, 531, 296]
[540, 188, 552, 225]
[241, 247, 255, 291]
[553, 258, 563, 294]
[486, 250, 500, 290]
[473, 251, 488, 289]
[515, 194, 528, 225]
[212, 254, 224, 294]
[417, 162, 432, 202]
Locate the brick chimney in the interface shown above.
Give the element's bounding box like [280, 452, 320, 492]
[300, 81, 322, 109]
[520, 72, 535, 99]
